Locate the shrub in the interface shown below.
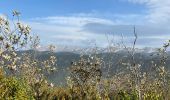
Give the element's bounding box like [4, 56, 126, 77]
[0, 76, 34, 99]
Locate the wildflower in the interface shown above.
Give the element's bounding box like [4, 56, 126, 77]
[51, 67, 56, 71]
[12, 52, 17, 56]
[10, 65, 17, 71]
[49, 83, 54, 87]
[2, 54, 11, 60]
[44, 80, 48, 84]
[35, 79, 40, 84]
[137, 64, 141, 67]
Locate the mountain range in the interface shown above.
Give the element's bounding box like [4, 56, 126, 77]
[17, 48, 170, 86]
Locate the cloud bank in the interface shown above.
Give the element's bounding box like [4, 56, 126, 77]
[22, 0, 170, 49]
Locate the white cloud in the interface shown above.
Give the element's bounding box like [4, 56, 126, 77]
[25, 16, 119, 48]
[25, 14, 170, 49]
[22, 0, 170, 49]
[126, 0, 149, 4]
[51, 34, 87, 41]
[127, 0, 170, 24]
[31, 16, 114, 26]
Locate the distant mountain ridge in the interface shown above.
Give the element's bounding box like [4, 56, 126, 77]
[16, 49, 170, 86]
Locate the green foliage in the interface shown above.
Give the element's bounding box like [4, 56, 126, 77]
[0, 76, 34, 99]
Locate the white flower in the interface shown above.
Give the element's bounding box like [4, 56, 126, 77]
[50, 83, 54, 87]
[44, 80, 48, 84]
[11, 65, 16, 70]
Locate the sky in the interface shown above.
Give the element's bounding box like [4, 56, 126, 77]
[1, 0, 170, 50]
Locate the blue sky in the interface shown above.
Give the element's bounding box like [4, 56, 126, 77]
[1, 0, 170, 50]
[0, 0, 146, 18]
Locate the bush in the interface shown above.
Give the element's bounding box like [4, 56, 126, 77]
[0, 76, 34, 99]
